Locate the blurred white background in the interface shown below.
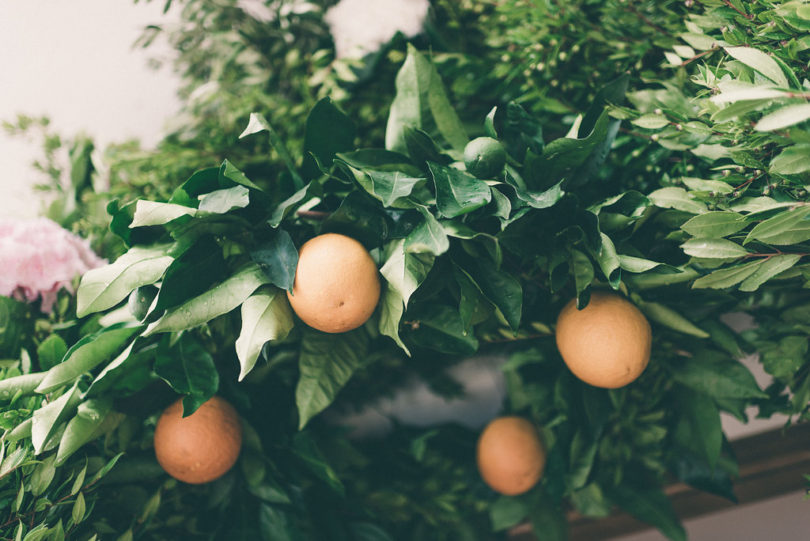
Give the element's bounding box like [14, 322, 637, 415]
[0, 0, 180, 219]
[0, 2, 807, 539]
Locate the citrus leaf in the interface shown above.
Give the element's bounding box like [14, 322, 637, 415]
[428, 162, 492, 218]
[197, 185, 251, 213]
[154, 335, 219, 415]
[56, 399, 120, 465]
[31, 382, 82, 454]
[404, 207, 450, 255]
[301, 97, 356, 181]
[770, 144, 810, 175]
[738, 254, 802, 292]
[744, 206, 810, 244]
[723, 47, 789, 88]
[144, 264, 267, 335]
[671, 353, 767, 399]
[639, 302, 709, 338]
[755, 103, 810, 131]
[607, 485, 685, 541]
[236, 287, 294, 381]
[360, 170, 424, 207]
[681, 238, 749, 259]
[681, 212, 747, 238]
[0, 373, 46, 401]
[378, 284, 409, 354]
[648, 187, 706, 214]
[380, 239, 434, 308]
[691, 260, 764, 289]
[77, 244, 174, 318]
[250, 229, 299, 292]
[296, 330, 370, 429]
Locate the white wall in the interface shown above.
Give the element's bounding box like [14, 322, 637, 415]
[0, 0, 180, 219]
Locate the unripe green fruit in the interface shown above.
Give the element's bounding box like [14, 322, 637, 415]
[128, 286, 158, 321]
[464, 137, 506, 179]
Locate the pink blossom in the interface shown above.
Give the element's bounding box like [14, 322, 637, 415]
[0, 218, 106, 313]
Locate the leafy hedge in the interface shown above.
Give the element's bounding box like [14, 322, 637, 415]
[2, 1, 810, 540]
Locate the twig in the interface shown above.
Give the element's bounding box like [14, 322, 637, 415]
[295, 209, 331, 220]
[722, 0, 753, 19]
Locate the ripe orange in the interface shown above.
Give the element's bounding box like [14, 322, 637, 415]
[287, 233, 380, 333]
[555, 291, 652, 389]
[476, 416, 546, 495]
[153, 396, 242, 484]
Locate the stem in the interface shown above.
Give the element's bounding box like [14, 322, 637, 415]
[623, 5, 670, 36]
[733, 171, 765, 191]
[680, 47, 718, 66]
[722, 0, 753, 19]
[295, 209, 330, 220]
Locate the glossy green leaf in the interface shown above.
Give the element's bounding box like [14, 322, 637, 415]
[404, 207, 450, 255]
[692, 260, 764, 289]
[154, 335, 219, 415]
[681, 212, 747, 238]
[648, 187, 706, 214]
[296, 329, 370, 429]
[738, 254, 802, 291]
[302, 97, 357, 181]
[236, 287, 294, 381]
[129, 201, 197, 228]
[681, 238, 750, 259]
[755, 103, 810, 131]
[670, 354, 767, 399]
[197, 185, 250, 213]
[428, 162, 492, 218]
[36, 335, 68, 371]
[594, 233, 621, 289]
[240, 112, 304, 190]
[770, 144, 810, 175]
[380, 239, 434, 308]
[145, 264, 267, 335]
[408, 304, 479, 355]
[456, 254, 522, 331]
[250, 229, 299, 292]
[77, 244, 174, 317]
[744, 206, 810, 245]
[56, 399, 116, 465]
[36, 324, 141, 394]
[723, 47, 789, 88]
[640, 302, 709, 338]
[0, 373, 46, 401]
[31, 383, 82, 454]
[674, 388, 722, 469]
[358, 169, 423, 207]
[385, 44, 467, 153]
[378, 284, 408, 354]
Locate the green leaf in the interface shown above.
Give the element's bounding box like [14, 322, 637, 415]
[738, 254, 802, 291]
[607, 485, 685, 541]
[378, 284, 408, 354]
[197, 185, 251, 213]
[359, 169, 424, 207]
[268, 182, 316, 227]
[670, 354, 767, 399]
[567, 430, 598, 490]
[639, 302, 710, 338]
[681, 211, 747, 238]
[31, 383, 82, 454]
[681, 178, 734, 194]
[512, 181, 565, 209]
[618, 255, 676, 274]
[755, 103, 810, 131]
[30, 454, 56, 496]
[455, 253, 522, 331]
[770, 144, 810, 175]
[154, 335, 220, 415]
[711, 86, 787, 104]
[296, 330, 370, 429]
[570, 249, 594, 307]
[385, 44, 467, 153]
[681, 238, 750, 259]
[404, 207, 450, 255]
[674, 388, 722, 469]
[594, 233, 621, 289]
[745, 206, 810, 244]
[571, 484, 612, 518]
[490, 496, 529, 531]
[632, 114, 669, 130]
[0, 373, 46, 401]
[129, 201, 197, 228]
[56, 399, 116, 466]
[236, 287, 294, 381]
[428, 162, 491, 218]
[36, 324, 141, 394]
[723, 47, 789, 88]
[380, 239, 434, 308]
[144, 264, 267, 335]
[153, 236, 227, 312]
[77, 244, 174, 317]
[408, 304, 479, 355]
[36, 335, 68, 371]
[250, 229, 299, 292]
[71, 492, 86, 527]
[240, 112, 304, 190]
[302, 98, 356, 181]
[648, 187, 706, 214]
[692, 260, 765, 289]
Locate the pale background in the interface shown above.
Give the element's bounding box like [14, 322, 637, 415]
[1, 2, 807, 539]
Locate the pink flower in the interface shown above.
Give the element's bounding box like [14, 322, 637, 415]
[0, 218, 106, 313]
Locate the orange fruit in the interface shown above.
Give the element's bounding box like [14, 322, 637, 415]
[154, 396, 242, 484]
[287, 233, 380, 333]
[476, 416, 546, 495]
[555, 291, 651, 389]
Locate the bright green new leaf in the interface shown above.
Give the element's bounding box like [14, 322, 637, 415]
[144, 263, 268, 335]
[77, 244, 174, 317]
[236, 287, 294, 381]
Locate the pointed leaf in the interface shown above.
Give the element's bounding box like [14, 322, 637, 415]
[154, 335, 219, 415]
[724, 47, 789, 88]
[681, 238, 750, 259]
[681, 212, 747, 238]
[250, 229, 299, 292]
[236, 287, 294, 381]
[428, 162, 491, 218]
[738, 254, 801, 291]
